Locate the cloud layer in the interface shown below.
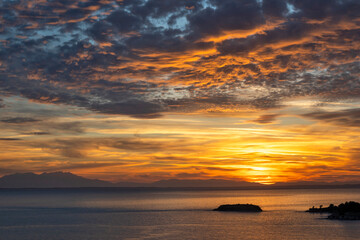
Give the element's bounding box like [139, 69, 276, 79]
[0, 0, 359, 117]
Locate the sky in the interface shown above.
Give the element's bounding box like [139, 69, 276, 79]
[0, 0, 359, 184]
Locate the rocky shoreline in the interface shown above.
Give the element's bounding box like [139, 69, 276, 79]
[306, 201, 360, 220]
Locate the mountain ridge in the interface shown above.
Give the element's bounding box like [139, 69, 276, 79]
[0, 172, 359, 189]
[0, 172, 113, 188]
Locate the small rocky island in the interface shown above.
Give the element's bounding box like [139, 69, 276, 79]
[214, 204, 262, 212]
[306, 201, 360, 220]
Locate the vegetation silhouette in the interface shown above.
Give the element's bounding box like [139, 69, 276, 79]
[307, 201, 360, 220]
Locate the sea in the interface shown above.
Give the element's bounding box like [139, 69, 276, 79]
[0, 188, 359, 240]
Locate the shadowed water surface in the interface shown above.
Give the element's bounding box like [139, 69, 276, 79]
[0, 188, 359, 239]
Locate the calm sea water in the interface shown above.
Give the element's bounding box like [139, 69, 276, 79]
[0, 188, 359, 240]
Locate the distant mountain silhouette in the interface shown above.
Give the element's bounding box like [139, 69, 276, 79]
[0, 173, 265, 188]
[0, 172, 113, 188]
[0, 172, 359, 189]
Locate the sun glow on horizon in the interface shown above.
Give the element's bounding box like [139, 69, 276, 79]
[1, 97, 359, 184]
[0, 0, 359, 184]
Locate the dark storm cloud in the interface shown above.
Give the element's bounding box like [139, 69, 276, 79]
[0, 0, 359, 115]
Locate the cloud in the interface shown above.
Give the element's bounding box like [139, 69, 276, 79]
[262, 0, 288, 18]
[302, 108, 360, 127]
[25, 136, 208, 160]
[187, 0, 264, 38]
[0, 138, 22, 141]
[0, 117, 40, 124]
[40, 162, 126, 173]
[250, 114, 281, 124]
[0, 0, 359, 116]
[217, 21, 316, 55]
[90, 100, 164, 118]
[22, 132, 51, 136]
[291, 0, 360, 21]
[0, 116, 86, 136]
[106, 9, 142, 33]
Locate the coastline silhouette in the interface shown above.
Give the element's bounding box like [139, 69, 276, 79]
[307, 201, 360, 220]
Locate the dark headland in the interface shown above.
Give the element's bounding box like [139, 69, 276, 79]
[307, 201, 360, 220]
[214, 204, 262, 212]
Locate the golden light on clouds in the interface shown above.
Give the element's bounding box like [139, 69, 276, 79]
[0, 97, 359, 183]
[1, 0, 359, 184]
